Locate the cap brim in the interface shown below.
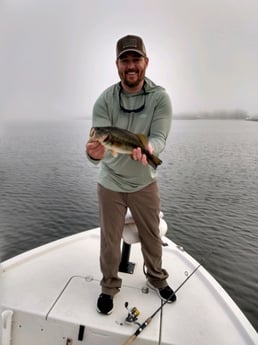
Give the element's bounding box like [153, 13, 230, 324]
[117, 49, 145, 58]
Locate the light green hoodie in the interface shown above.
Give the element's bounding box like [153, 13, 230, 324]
[88, 77, 172, 192]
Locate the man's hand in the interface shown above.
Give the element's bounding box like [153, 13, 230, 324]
[131, 145, 153, 166]
[86, 140, 105, 160]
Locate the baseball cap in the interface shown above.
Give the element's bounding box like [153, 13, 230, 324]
[116, 35, 147, 58]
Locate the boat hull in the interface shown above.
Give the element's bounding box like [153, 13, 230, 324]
[1, 228, 258, 345]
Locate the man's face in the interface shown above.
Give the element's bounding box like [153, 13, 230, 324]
[116, 52, 149, 89]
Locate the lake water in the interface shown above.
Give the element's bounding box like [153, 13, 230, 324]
[0, 119, 257, 331]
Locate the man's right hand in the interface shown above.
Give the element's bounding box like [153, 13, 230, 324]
[86, 140, 105, 160]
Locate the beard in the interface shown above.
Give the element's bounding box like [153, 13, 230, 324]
[119, 69, 146, 89]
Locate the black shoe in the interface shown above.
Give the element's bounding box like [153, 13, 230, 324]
[97, 293, 113, 315]
[147, 282, 177, 303]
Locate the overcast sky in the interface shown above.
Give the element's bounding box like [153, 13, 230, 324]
[0, 0, 257, 119]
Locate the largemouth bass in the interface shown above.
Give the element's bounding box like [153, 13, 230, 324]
[89, 126, 162, 169]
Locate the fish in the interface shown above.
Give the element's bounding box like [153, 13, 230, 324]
[89, 126, 162, 169]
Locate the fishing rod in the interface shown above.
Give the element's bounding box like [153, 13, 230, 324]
[122, 250, 213, 345]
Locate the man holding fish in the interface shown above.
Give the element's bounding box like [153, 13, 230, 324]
[86, 34, 176, 315]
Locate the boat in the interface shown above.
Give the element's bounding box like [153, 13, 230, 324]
[1, 211, 258, 345]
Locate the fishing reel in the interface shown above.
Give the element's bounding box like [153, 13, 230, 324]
[124, 302, 140, 325]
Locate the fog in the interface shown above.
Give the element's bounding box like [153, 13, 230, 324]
[0, 0, 257, 120]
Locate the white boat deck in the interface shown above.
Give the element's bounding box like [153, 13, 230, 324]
[1, 228, 258, 345]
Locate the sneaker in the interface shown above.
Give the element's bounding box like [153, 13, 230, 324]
[147, 282, 177, 303]
[96, 293, 114, 315]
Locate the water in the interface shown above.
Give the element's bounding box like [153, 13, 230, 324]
[0, 119, 257, 331]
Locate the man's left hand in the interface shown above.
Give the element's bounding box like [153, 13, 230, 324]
[131, 145, 153, 166]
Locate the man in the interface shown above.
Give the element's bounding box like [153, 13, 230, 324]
[86, 34, 176, 315]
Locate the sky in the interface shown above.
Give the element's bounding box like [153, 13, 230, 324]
[0, 0, 257, 120]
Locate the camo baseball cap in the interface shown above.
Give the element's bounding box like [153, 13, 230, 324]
[116, 35, 147, 58]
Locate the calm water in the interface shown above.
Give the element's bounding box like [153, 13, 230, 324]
[0, 119, 257, 331]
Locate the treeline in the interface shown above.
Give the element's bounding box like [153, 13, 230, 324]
[173, 110, 250, 120]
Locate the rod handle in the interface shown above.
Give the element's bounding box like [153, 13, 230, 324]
[123, 334, 137, 345]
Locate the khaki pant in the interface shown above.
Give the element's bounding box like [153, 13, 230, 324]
[98, 182, 169, 296]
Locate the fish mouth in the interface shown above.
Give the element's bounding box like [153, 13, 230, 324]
[89, 127, 95, 138]
[89, 127, 109, 142]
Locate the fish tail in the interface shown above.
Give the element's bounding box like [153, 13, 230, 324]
[147, 154, 162, 169]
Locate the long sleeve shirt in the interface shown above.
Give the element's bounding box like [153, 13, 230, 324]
[88, 77, 172, 192]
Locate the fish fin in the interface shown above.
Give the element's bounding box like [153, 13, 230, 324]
[147, 154, 162, 170]
[135, 134, 148, 147]
[110, 149, 118, 157]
